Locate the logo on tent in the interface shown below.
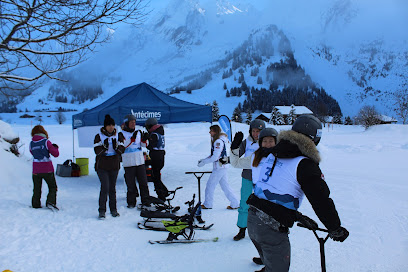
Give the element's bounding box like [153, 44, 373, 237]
[73, 119, 83, 127]
[131, 110, 161, 121]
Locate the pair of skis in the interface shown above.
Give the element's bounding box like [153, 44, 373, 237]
[149, 237, 218, 244]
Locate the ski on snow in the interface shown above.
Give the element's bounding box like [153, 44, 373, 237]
[149, 237, 219, 244]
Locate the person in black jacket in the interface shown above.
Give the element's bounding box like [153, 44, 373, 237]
[232, 115, 349, 272]
[94, 115, 126, 219]
[145, 117, 169, 201]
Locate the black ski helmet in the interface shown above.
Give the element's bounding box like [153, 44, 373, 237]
[258, 127, 278, 145]
[292, 115, 322, 145]
[145, 117, 158, 129]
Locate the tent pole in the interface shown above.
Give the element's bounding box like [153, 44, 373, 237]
[73, 128, 75, 161]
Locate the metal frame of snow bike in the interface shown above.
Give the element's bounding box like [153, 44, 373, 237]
[185, 171, 212, 224]
[143, 186, 183, 213]
[297, 222, 329, 272]
[163, 196, 201, 242]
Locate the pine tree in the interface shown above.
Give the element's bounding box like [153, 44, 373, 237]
[245, 110, 252, 125]
[285, 105, 296, 125]
[226, 90, 230, 97]
[212, 100, 220, 121]
[332, 115, 343, 124]
[223, 82, 227, 90]
[344, 116, 353, 125]
[232, 106, 243, 123]
[269, 107, 278, 125]
[276, 110, 285, 125]
[257, 76, 263, 84]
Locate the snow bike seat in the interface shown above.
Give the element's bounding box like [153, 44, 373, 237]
[140, 210, 178, 219]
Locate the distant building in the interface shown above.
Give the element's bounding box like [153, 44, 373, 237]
[377, 115, 398, 124]
[255, 106, 313, 123]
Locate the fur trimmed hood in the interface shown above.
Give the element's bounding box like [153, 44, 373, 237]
[274, 130, 321, 164]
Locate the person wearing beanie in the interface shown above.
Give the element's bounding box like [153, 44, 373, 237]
[145, 117, 169, 201]
[197, 125, 239, 210]
[231, 115, 348, 272]
[94, 114, 126, 219]
[121, 114, 151, 208]
[29, 125, 60, 209]
[231, 119, 266, 241]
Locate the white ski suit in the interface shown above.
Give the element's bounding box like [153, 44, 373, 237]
[198, 135, 239, 209]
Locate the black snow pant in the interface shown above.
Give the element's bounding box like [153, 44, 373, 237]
[97, 169, 119, 214]
[124, 165, 150, 206]
[32, 172, 58, 208]
[149, 150, 168, 201]
[247, 208, 291, 272]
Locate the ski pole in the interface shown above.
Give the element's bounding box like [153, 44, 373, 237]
[297, 223, 330, 272]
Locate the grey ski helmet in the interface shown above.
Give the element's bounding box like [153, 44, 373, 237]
[124, 114, 136, 124]
[249, 119, 265, 139]
[250, 119, 266, 130]
[258, 127, 278, 145]
[145, 117, 158, 129]
[292, 115, 322, 145]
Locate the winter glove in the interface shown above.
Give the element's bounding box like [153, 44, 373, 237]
[141, 132, 150, 142]
[103, 138, 109, 149]
[197, 159, 205, 167]
[52, 143, 59, 149]
[329, 226, 349, 242]
[231, 131, 244, 150]
[112, 138, 118, 150]
[296, 212, 318, 230]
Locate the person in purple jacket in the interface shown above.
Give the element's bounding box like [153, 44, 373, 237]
[29, 125, 60, 209]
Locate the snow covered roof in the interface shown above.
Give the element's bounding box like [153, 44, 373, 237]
[257, 106, 313, 117]
[378, 115, 397, 122]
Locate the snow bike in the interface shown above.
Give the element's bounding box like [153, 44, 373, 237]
[148, 196, 218, 244]
[297, 222, 330, 272]
[139, 194, 214, 231]
[138, 186, 183, 214]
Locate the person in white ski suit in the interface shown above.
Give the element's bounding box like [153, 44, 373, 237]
[197, 124, 239, 209]
[121, 114, 151, 207]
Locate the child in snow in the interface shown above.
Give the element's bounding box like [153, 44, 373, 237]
[197, 124, 239, 209]
[29, 125, 60, 209]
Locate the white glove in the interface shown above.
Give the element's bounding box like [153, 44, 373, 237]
[197, 159, 205, 167]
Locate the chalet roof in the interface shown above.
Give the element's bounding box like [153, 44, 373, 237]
[257, 106, 313, 117]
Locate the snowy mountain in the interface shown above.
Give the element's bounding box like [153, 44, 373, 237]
[10, 0, 408, 120]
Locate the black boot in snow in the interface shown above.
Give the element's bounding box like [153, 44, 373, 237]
[233, 227, 246, 241]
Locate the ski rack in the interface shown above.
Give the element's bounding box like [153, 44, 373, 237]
[185, 171, 212, 224]
[297, 223, 329, 272]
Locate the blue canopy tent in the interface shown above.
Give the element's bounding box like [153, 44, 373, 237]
[71, 82, 212, 155]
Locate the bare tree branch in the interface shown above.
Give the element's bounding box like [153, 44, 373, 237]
[0, 0, 150, 93]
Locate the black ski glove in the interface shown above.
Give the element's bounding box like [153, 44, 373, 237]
[112, 138, 118, 150]
[52, 143, 59, 149]
[296, 212, 318, 230]
[329, 226, 349, 242]
[231, 131, 244, 150]
[141, 132, 150, 142]
[103, 138, 109, 149]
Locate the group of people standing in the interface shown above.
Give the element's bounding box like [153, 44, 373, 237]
[29, 114, 168, 220]
[197, 116, 349, 272]
[93, 114, 168, 219]
[29, 114, 349, 271]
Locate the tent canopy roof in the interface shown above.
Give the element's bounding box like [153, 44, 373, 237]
[72, 82, 212, 129]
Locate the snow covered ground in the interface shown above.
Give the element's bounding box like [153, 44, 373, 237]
[1, 120, 408, 272]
